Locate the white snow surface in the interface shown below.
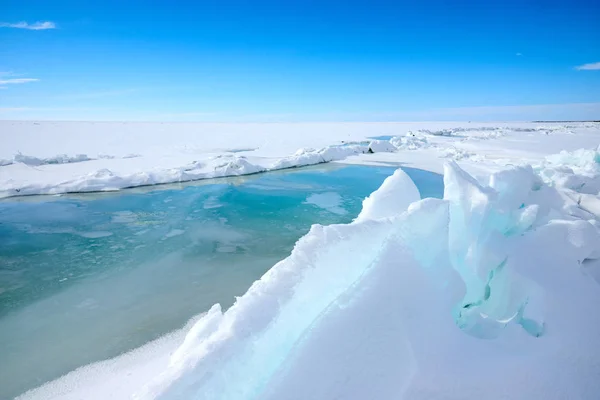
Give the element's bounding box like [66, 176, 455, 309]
[1, 121, 599, 197]
[354, 168, 420, 222]
[7, 120, 600, 399]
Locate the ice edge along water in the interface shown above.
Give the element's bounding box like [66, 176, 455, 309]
[19, 155, 600, 400]
[2, 122, 600, 198]
[0, 140, 399, 198]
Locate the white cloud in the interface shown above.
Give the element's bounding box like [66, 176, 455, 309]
[0, 74, 39, 89]
[0, 21, 56, 30]
[0, 78, 39, 85]
[575, 62, 600, 71]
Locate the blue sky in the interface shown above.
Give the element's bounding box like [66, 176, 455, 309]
[1, 0, 599, 121]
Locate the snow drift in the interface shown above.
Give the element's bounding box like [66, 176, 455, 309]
[20, 160, 600, 400]
[0, 143, 395, 198]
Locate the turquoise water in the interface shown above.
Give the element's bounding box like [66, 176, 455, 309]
[0, 164, 443, 399]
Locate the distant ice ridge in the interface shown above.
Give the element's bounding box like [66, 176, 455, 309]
[0, 138, 426, 198]
[537, 146, 600, 192]
[533, 146, 600, 221]
[22, 160, 600, 399]
[0, 152, 142, 167]
[0, 153, 92, 167]
[412, 125, 579, 139]
[441, 146, 484, 161]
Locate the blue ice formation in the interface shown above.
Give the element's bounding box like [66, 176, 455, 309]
[134, 161, 600, 400]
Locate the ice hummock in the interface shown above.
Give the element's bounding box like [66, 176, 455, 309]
[1, 141, 403, 198]
[19, 162, 600, 400]
[537, 146, 600, 194]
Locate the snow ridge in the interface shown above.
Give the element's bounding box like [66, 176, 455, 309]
[0, 140, 409, 198]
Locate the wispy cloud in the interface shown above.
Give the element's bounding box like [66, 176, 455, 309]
[0, 72, 39, 88]
[575, 62, 600, 71]
[0, 21, 56, 30]
[0, 78, 39, 85]
[0, 72, 39, 89]
[516, 53, 522, 56]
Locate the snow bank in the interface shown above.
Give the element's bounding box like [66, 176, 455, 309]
[415, 125, 575, 139]
[0, 136, 430, 198]
[355, 168, 420, 222]
[2, 121, 599, 198]
[271, 144, 372, 170]
[367, 139, 396, 153]
[442, 146, 484, 161]
[537, 147, 600, 194]
[390, 132, 430, 150]
[1, 143, 401, 198]
[20, 161, 600, 400]
[0, 152, 140, 167]
[534, 147, 600, 219]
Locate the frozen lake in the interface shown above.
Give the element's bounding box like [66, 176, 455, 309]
[0, 164, 443, 399]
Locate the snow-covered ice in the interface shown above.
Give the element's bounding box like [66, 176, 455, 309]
[3, 120, 600, 399]
[2, 121, 599, 197]
[354, 168, 420, 222]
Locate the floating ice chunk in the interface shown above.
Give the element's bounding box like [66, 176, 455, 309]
[76, 231, 113, 239]
[202, 196, 223, 209]
[355, 168, 420, 222]
[304, 192, 347, 215]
